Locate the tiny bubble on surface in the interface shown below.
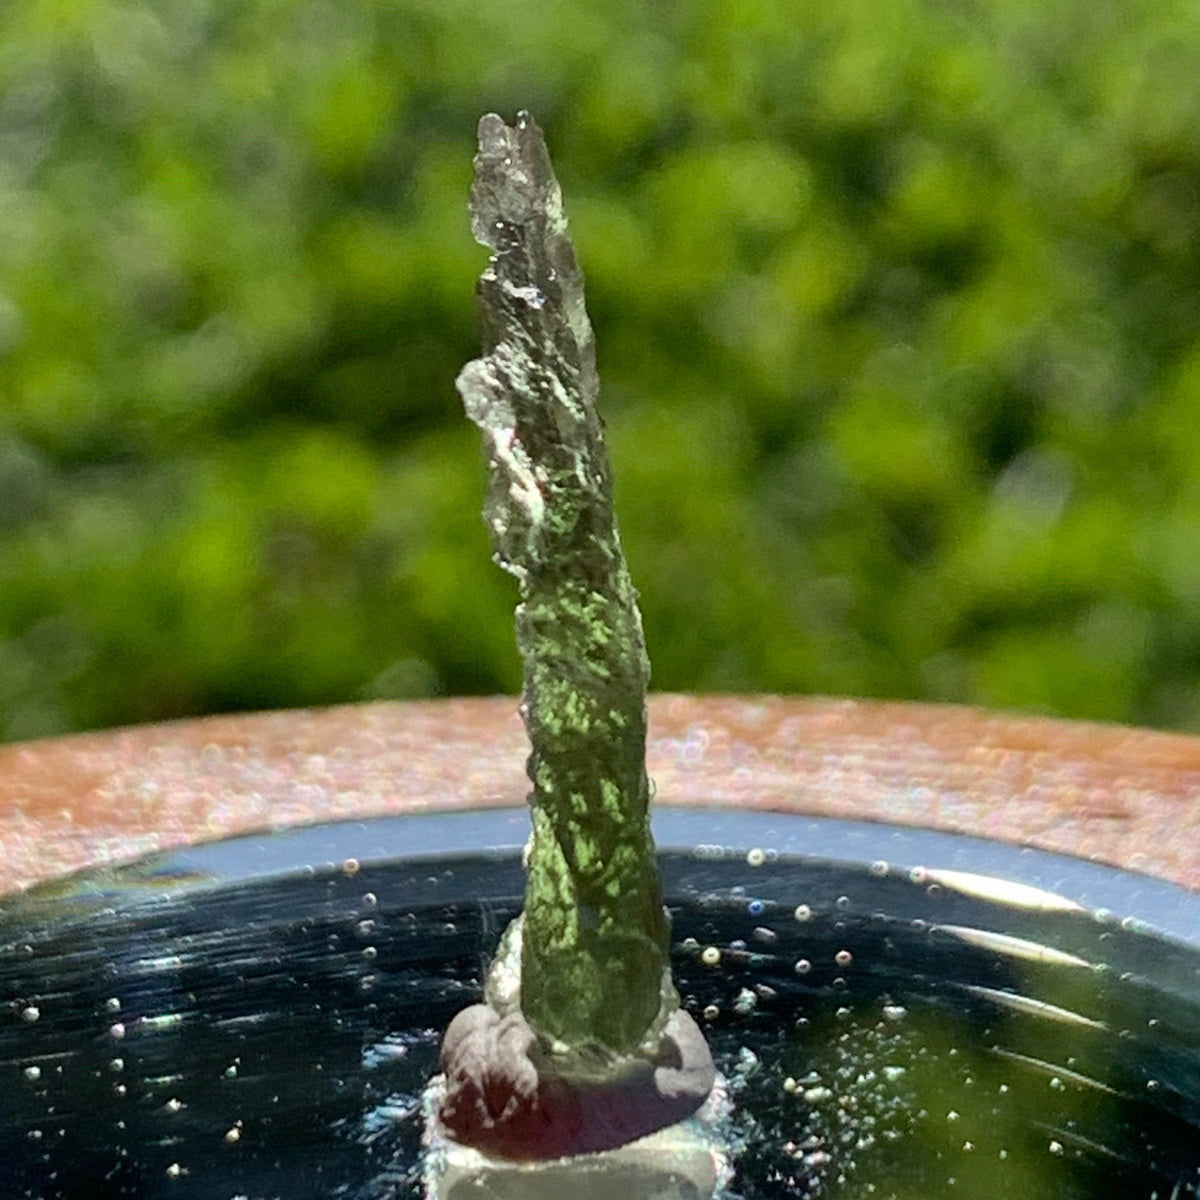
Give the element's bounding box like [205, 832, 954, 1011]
[23, 1066, 40, 1082]
[21, 1005, 39, 1022]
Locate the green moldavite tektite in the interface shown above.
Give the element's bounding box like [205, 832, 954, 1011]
[456, 112, 671, 1057]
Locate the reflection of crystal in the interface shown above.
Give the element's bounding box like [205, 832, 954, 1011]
[423, 1072, 734, 1200]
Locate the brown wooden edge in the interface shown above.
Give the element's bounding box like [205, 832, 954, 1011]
[1, 695, 1199, 895]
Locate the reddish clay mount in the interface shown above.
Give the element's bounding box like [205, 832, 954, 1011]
[436, 1001, 715, 1160]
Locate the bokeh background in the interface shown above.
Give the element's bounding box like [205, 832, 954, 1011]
[1, 0, 1199, 742]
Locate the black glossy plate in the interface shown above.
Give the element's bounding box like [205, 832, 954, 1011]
[2, 810, 1199, 1199]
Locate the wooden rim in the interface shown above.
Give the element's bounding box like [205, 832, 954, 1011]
[2, 694, 1199, 894]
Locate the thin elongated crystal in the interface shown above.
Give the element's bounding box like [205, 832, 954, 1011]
[456, 112, 669, 1055]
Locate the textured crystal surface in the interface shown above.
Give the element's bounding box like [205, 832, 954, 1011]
[456, 112, 669, 1055]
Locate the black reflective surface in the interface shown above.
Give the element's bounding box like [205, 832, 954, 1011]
[2, 811, 1199, 1199]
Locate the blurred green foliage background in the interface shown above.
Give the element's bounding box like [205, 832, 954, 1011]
[1, 0, 1199, 742]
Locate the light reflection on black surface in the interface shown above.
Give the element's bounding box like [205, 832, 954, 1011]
[1, 811, 1200, 1199]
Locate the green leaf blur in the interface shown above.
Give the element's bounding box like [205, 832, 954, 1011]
[2, 0, 1199, 739]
